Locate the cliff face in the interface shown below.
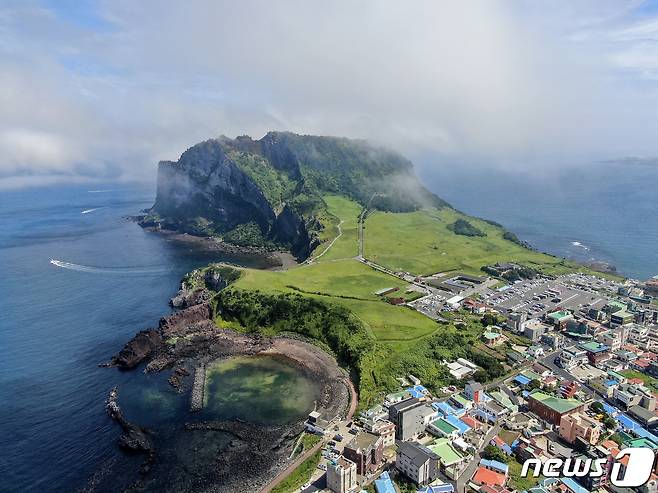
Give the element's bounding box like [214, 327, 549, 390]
[154, 140, 276, 233]
[146, 132, 446, 259]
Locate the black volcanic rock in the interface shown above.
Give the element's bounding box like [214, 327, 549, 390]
[112, 329, 162, 369]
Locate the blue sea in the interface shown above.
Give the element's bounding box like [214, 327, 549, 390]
[420, 160, 658, 280]
[0, 184, 271, 492]
[0, 165, 655, 491]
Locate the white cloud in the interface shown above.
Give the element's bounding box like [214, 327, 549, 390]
[1, 0, 658, 186]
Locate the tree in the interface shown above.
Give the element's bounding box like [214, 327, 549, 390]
[481, 313, 498, 327]
[482, 445, 509, 464]
[590, 401, 604, 414]
[527, 379, 541, 390]
[604, 416, 617, 430]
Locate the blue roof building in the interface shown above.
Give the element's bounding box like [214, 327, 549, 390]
[445, 414, 471, 435]
[418, 484, 455, 493]
[375, 471, 396, 493]
[514, 374, 531, 386]
[480, 458, 509, 475]
[617, 413, 641, 431]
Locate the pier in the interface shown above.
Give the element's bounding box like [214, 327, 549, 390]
[190, 363, 206, 412]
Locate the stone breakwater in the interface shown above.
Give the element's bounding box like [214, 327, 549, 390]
[105, 386, 154, 473]
[190, 363, 206, 412]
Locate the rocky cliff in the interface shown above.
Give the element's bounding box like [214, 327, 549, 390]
[143, 131, 447, 259]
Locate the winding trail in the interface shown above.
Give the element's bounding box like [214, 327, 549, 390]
[305, 220, 344, 264]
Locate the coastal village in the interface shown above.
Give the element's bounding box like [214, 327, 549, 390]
[282, 266, 658, 493]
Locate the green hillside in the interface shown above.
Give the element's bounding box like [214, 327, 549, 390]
[211, 195, 585, 407]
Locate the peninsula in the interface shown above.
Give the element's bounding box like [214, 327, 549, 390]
[111, 132, 658, 493]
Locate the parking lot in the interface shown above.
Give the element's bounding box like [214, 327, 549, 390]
[482, 277, 609, 316]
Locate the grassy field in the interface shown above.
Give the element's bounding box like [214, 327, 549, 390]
[310, 195, 362, 261]
[270, 449, 322, 493]
[364, 207, 588, 276]
[214, 195, 609, 407]
[509, 458, 543, 491]
[234, 259, 439, 342]
[621, 369, 658, 391]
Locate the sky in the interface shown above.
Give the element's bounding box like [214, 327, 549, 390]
[2, 0, 658, 189]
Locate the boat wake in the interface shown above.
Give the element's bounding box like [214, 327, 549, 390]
[81, 208, 102, 214]
[571, 241, 590, 251]
[49, 259, 170, 275]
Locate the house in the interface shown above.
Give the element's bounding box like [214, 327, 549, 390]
[465, 381, 485, 403]
[598, 326, 628, 351]
[343, 431, 383, 475]
[559, 380, 579, 399]
[388, 398, 435, 440]
[515, 436, 550, 463]
[396, 441, 440, 485]
[611, 310, 634, 328]
[374, 471, 396, 493]
[628, 405, 658, 427]
[306, 410, 331, 434]
[578, 341, 611, 365]
[527, 345, 545, 359]
[471, 466, 507, 489]
[480, 458, 509, 477]
[363, 419, 396, 447]
[385, 390, 411, 406]
[557, 346, 587, 370]
[326, 456, 357, 493]
[475, 400, 507, 424]
[427, 438, 466, 480]
[524, 319, 549, 342]
[361, 404, 388, 422]
[527, 390, 584, 425]
[450, 393, 474, 411]
[613, 383, 656, 410]
[482, 327, 506, 347]
[546, 310, 574, 329]
[490, 435, 513, 455]
[506, 350, 526, 365]
[559, 412, 602, 445]
[418, 483, 455, 493]
[489, 390, 518, 414]
[427, 417, 460, 439]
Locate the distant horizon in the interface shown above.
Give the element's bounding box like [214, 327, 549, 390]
[4, 1, 658, 188]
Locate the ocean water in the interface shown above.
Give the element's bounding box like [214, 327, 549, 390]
[0, 184, 274, 492]
[1, 165, 655, 490]
[419, 160, 658, 280]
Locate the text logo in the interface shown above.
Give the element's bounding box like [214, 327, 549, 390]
[521, 448, 656, 487]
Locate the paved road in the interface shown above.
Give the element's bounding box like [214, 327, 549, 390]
[260, 437, 326, 493]
[539, 351, 601, 401]
[456, 423, 502, 493]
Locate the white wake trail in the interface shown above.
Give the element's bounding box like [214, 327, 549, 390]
[49, 259, 169, 275]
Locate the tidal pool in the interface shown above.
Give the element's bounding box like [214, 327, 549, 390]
[202, 355, 318, 425]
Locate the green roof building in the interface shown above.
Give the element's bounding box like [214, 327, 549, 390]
[527, 390, 584, 425]
[428, 417, 459, 437]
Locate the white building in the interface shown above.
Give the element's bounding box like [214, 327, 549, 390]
[558, 346, 587, 370]
[327, 456, 357, 493]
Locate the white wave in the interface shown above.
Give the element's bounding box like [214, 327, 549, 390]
[49, 259, 169, 275]
[87, 189, 114, 193]
[81, 208, 101, 214]
[571, 241, 590, 251]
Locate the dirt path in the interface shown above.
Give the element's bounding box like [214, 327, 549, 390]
[305, 220, 344, 263]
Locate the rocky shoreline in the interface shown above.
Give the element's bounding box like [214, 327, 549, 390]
[102, 275, 350, 492]
[130, 216, 298, 271]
